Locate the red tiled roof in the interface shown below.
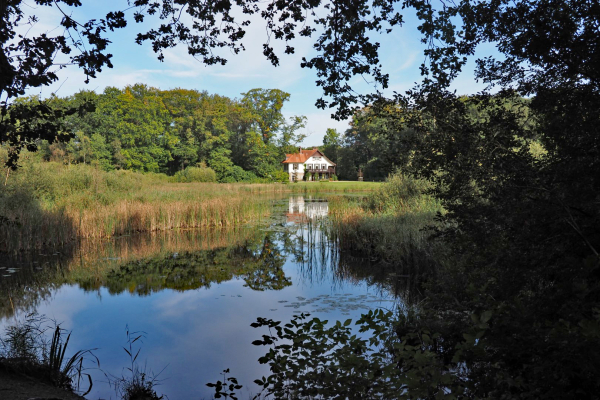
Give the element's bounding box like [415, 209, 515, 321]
[282, 148, 330, 164]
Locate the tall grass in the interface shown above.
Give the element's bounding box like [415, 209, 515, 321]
[0, 158, 381, 252]
[327, 173, 446, 295]
[287, 180, 382, 193]
[0, 162, 278, 251]
[0, 314, 96, 395]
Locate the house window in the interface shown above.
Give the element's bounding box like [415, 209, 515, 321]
[293, 163, 298, 170]
[322, 164, 326, 170]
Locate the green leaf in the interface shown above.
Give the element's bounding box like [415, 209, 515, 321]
[480, 310, 493, 324]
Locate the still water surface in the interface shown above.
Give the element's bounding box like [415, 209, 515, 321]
[0, 196, 397, 399]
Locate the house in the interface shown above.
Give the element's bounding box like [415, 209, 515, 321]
[282, 148, 336, 181]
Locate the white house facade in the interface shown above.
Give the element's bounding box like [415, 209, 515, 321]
[282, 148, 336, 182]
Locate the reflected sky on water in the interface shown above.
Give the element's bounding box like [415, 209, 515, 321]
[0, 195, 398, 399]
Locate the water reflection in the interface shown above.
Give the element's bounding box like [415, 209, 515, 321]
[0, 229, 271, 319]
[0, 195, 401, 399]
[286, 196, 329, 222]
[84, 232, 292, 295]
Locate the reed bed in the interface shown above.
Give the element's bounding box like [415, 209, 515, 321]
[0, 160, 380, 252]
[75, 197, 269, 236]
[0, 196, 270, 253]
[286, 181, 382, 193]
[0, 162, 280, 252]
[326, 174, 446, 284]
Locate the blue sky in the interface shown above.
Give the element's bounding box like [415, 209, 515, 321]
[24, 1, 487, 146]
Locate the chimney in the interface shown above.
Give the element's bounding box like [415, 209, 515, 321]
[298, 146, 302, 153]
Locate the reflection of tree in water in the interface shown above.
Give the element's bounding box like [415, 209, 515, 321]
[0, 253, 73, 320]
[0, 228, 290, 318]
[290, 217, 415, 302]
[83, 231, 291, 295]
[241, 233, 291, 291]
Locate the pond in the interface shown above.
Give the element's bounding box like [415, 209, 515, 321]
[0, 195, 399, 399]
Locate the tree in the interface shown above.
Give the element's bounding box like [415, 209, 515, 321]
[102, 84, 174, 172]
[322, 128, 340, 147]
[2, 1, 599, 394]
[0, 0, 125, 167]
[320, 128, 340, 163]
[241, 89, 290, 145]
[278, 115, 307, 154]
[343, 108, 389, 180]
[329, 105, 413, 181]
[1, 0, 402, 167]
[160, 88, 205, 172]
[374, 2, 600, 397]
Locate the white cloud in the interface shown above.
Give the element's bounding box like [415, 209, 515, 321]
[210, 72, 266, 79]
[395, 51, 420, 72]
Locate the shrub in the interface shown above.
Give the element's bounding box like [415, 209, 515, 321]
[215, 310, 404, 399]
[174, 166, 217, 182]
[218, 165, 259, 183]
[272, 169, 289, 183]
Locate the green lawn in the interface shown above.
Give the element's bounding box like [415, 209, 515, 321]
[286, 180, 382, 192]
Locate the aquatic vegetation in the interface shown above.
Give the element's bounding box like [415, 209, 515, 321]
[327, 174, 445, 286]
[0, 314, 96, 395]
[206, 368, 242, 400]
[0, 161, 379, 252]
[109, 327, 164, 400]
[278, 293, 394, 316]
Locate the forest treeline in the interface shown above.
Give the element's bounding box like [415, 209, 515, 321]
[2, 84, 541, 184]
[4, 84, 397, 182]
[8, 85, 302, 183]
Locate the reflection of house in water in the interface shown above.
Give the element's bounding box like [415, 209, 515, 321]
[286, 196, 329, 223]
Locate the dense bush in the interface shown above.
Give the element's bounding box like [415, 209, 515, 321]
[174, 166, 217, 183]
[220, 165, 258, 183]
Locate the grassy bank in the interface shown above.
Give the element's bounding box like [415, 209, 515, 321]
[286, 180, 382, 193]
[327, 173, 445, 291]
